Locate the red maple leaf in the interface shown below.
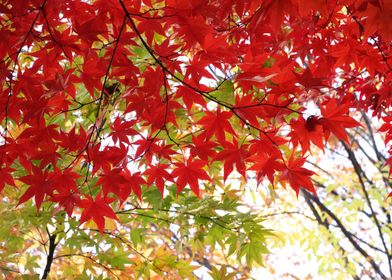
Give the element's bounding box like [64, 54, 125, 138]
[280, 156, 316, 196]
[169, 13, 212, 49]
[73, 16, 107, 44]
[198, 108, 236, 143]
[175, 85, 207, 111]
[248, 151, 285, 185]
[144, 164, 174, 195]
[97, 168, 145, 201]
[133, 137, 175, 162]
[78, 194, 118, 233]
[289, 115, 324, 154]
[189, 135, 217, 161]
[138, 17, 166, 45]
[0, 166, 16, 192]
[122, 171, 146, 201]
[88, 144, 128, 175]
[51, 190, 81, 216]
[59, 126, 87, 153]
[214, 140, 248, 181]
[358, 1, 392, 43]
[320, 99, 361, 143]
[294, 67, 328, 89]
[97, 167, 130, 199]
[18, 166, 55, 209]
[172, 159, 210, 196]
[51, 168, 80, 193]
[233, 94, 267, 128]
[109, 118, 138, 145]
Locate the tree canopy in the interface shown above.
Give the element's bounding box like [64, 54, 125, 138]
[0, 0, 392, 278]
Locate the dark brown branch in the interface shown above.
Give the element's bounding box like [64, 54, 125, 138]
[347, 131, 377, 165]
[170, 231, 213, 271]
[306, 160, 334, 178]
[41, 230, 57, 279]
[341, 141, 374, 184]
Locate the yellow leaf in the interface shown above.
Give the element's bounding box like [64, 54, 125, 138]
[8, 123, 27, 139]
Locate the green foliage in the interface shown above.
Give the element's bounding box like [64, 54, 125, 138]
[0, 178, 274, 279]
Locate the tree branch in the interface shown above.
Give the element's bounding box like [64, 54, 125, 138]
[41, 229, 57, 279]
[342, 141, 392, 275]
[53, 253, 119, 279]
[304, 190, 387, 279]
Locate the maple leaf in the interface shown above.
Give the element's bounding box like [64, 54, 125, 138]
[97, 168, 145, 201]
[358, 45, 386, 77]
[172, 159, 210, 196]
[122, 171, 146, 201]
[109, 118, 138, 145]
[0, 166, 16, 192]
[138, 17, 166, 45]
[247, 134, 287, 184]
[289, 115, 324, 154]
[31, 142, 61, 169]
[133, 137, 175, 162]
[233, 94, 266, 128]
[294, 67, 328, 89]
[51, 168, 80, 193]
[329, 37, 361, 68]
[144, 164, 174, 195]
[189, 135, 217, 161]
[168, 13, 212, 49]
[78, 194, 118, 233]
[214, 140, 248, 181]
[280, 156, 316, 196]
[88, 144, 128, 175]
[319, 99, 361, 144]
[79, 51, 107, 95]
[359, 1, 392, 42]
[198, 108, 236, 144]
[175, 85, 207, 111]
[249, 133, 287, 155]
[248, 151, 285, 185]
[51, 190, 81, 216]
[73, 16, 107, 44]
[43, 70, 76, 97]
[59, 126, 87, 153]
[97, 167, 130, 199]
[17, 166, 55, 209]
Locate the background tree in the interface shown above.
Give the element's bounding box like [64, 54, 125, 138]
[259, 115, 391, 280]
[1, 0, 392, 279]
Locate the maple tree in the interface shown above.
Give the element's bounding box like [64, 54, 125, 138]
[1, 0, 392, 278]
